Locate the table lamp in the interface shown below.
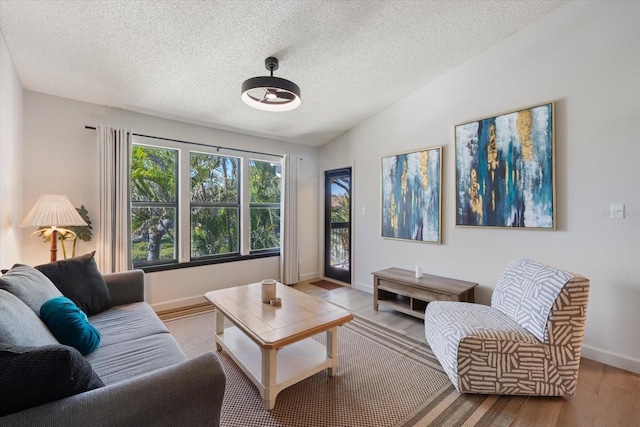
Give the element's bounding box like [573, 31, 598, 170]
[20, 194, 88, 262]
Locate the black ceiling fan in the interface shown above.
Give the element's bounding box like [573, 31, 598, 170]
[241, 57, 301, 112]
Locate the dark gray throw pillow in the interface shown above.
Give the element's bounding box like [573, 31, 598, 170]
[35, 252, 111, 316]
[0, 344, 105, 416]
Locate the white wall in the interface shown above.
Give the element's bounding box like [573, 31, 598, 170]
[320, 1, 640, 374]
[0, 31, 23, 268]
[22, 92, 320, 310]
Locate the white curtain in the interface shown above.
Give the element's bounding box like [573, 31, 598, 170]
[280, 154, 299, 285]
[97, 125, 131, 273]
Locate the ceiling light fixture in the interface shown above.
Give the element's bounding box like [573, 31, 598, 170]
[241, 57, 301, 112]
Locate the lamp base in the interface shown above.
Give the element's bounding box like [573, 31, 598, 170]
[49, 229, 58, 262]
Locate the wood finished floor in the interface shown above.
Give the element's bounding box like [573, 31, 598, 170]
[293, 281, 640, 427]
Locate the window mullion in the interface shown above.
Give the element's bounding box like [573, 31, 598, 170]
[179, 148, 191, 263]
[241, 157, 251, 256]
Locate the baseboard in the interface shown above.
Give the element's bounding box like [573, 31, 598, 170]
[581, 344, 640, 375]
[352, 281, 373, 294]
[299, 272, 319, 282]
[151, 295, 207, 313]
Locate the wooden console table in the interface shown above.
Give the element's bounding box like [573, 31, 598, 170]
[372, 268, 478, 319]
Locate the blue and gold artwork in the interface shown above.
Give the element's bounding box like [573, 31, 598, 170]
[381, 146, 441, 243]
[455, 103, 555, 229]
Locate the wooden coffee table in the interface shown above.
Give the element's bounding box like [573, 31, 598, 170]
[204, 282, 353, 410]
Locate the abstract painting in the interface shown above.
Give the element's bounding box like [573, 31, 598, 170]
[455, 102, 555, 229]
[381, 146, 441, 243]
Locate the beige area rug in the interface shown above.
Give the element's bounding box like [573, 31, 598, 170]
[164, 311, 526, 426]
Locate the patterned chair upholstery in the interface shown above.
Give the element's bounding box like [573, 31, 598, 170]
[424, 259, 589, 396]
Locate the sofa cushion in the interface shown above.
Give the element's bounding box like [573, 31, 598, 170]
[0, 290, 59, 347]
[41, 296, 102, 355]
[86, 333, 186, 385]
[36, 251, 111, 316]
[0, 344, 104, 416]
[0, 264, 62, 316]
[89, 302, 170, 348]
[425, 301, 538, 389]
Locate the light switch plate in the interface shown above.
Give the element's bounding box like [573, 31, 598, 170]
[611, 204, 625, 219]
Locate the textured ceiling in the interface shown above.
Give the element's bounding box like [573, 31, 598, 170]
[0, 0, 566, 147]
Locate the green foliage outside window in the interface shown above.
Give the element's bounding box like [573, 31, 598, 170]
[131, 146, 177, 202]
[249, 160, 281, 251]
[130, 145, 282, 266]
[130, 146, 178, 264]
[190, 153, 240, 258]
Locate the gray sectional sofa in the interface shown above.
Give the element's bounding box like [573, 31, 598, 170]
[0, 265, 226, 426]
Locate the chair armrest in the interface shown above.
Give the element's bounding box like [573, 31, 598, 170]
[0, 352, 226, 427]
[103, 270, 145, 305]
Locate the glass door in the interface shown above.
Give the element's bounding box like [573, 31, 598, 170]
[324, 168, 351, 284]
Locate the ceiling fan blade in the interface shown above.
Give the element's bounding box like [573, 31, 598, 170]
[274, 90, 295, 101]
[257, 88, 270, 103]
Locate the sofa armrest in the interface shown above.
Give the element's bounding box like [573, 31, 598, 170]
[0, 352, 226, 427]
[103, 270, 145, 305]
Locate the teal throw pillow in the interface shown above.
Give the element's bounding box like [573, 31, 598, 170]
[40, 296, 101, 355]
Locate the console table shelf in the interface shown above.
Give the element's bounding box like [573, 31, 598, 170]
[373, 268, 478, 319]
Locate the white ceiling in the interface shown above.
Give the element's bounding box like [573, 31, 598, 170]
[0, 0, 567, 147]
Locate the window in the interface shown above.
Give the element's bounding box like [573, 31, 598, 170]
[249, 160, 281, 251]
[130, 138, 281, 269]
[130, 145, 178, 266]
[190, 152, 240, 258]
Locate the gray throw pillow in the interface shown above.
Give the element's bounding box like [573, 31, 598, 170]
[35, 252, 111, 316]
[0, 290, 59, 347]
[0, 264, 62, 316]
[0, 343, 105, 416]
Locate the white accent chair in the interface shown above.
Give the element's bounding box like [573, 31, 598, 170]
[424, 259, 589, 395]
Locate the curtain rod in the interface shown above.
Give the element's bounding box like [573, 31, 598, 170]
[84, 126, 284, 158]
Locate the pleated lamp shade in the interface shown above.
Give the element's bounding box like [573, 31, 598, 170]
[20, 194, 87, 227]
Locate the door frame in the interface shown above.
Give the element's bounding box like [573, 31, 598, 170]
[322, 166, 353, 284]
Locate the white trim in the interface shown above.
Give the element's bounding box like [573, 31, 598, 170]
[150, 295, 208, 313]
[581, 344, 640, 375]
[352, 281, 373, 294]
[299, 271, 319, 282]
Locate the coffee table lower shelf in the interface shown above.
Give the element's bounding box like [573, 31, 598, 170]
[216, 326, 335, 409]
